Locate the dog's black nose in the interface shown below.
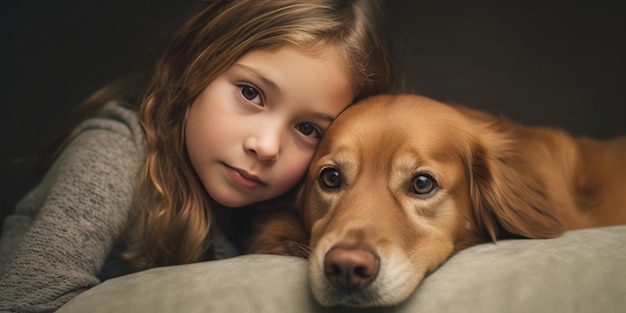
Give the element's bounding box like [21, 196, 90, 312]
[324, 246, 379, 293]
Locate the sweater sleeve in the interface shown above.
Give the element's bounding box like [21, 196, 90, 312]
[0, 102, 146, 313]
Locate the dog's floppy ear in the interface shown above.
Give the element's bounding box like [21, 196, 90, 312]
[243, 183, 310, 257]
[295, 176, 317, 232]
[467, 131, 565, 242]
[244, 208, 310, 257]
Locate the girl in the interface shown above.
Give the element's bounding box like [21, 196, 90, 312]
[0, 1, 393, 312]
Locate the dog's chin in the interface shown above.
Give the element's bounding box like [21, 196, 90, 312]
[308, 250, 423, 307]
[309, 273, 422, 307]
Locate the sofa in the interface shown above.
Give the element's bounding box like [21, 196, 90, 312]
[57, 226, 626, 312]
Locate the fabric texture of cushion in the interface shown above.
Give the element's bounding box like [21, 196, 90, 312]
[57, 225, 626, 313]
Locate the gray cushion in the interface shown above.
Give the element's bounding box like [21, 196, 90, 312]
[57, 225, 626, 313]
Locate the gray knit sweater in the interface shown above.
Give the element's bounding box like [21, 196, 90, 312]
[0, 102, 238, 313]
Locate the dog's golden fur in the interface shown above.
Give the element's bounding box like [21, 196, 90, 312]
[247, 94, 626, 307]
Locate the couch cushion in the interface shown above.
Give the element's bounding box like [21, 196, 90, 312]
[57, 225, 626, 313]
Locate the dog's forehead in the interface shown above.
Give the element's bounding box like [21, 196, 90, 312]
[327, 95, 466, 147]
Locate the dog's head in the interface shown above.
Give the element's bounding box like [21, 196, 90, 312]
[298, 94, 564, 307]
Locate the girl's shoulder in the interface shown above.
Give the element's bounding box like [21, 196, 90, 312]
[70, 101, 145, 148]
[16, 101, 147, 219]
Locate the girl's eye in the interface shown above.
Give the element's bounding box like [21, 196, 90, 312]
[295, 123, 322, 139]
[239, 84, 263, 106]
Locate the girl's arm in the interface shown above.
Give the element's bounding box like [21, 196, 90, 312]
[0, 102, 145, 313]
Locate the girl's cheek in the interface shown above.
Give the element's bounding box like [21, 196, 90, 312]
[287, 151, 313, 182]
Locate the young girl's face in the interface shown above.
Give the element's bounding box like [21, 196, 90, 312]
[185, 45, 353, 207]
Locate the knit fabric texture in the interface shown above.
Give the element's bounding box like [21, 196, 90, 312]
[0, 102, 145, 312]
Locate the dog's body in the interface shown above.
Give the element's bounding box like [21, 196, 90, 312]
[247, 94, 626, 307]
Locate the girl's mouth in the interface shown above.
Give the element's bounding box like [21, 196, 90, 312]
[223, 163, 266, 188]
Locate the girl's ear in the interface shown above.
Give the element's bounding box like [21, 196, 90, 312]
[467, 137, 565, 242]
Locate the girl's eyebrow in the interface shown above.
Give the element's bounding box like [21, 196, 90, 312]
[231, 63, 279, 93]
[314, 113, 336, 123]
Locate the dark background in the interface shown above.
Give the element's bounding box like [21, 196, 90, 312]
[2, 1, 625, 229]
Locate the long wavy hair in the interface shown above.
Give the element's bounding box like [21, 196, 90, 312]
[126, 0, 393, 268]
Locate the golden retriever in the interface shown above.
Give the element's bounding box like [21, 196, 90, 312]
[247, 94, 626, 307]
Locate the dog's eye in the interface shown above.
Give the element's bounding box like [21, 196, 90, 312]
[411, 174, 437, 196]
[319, 167, 342, 189]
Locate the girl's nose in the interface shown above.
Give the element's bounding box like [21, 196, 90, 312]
[243, 128, 281, 162]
